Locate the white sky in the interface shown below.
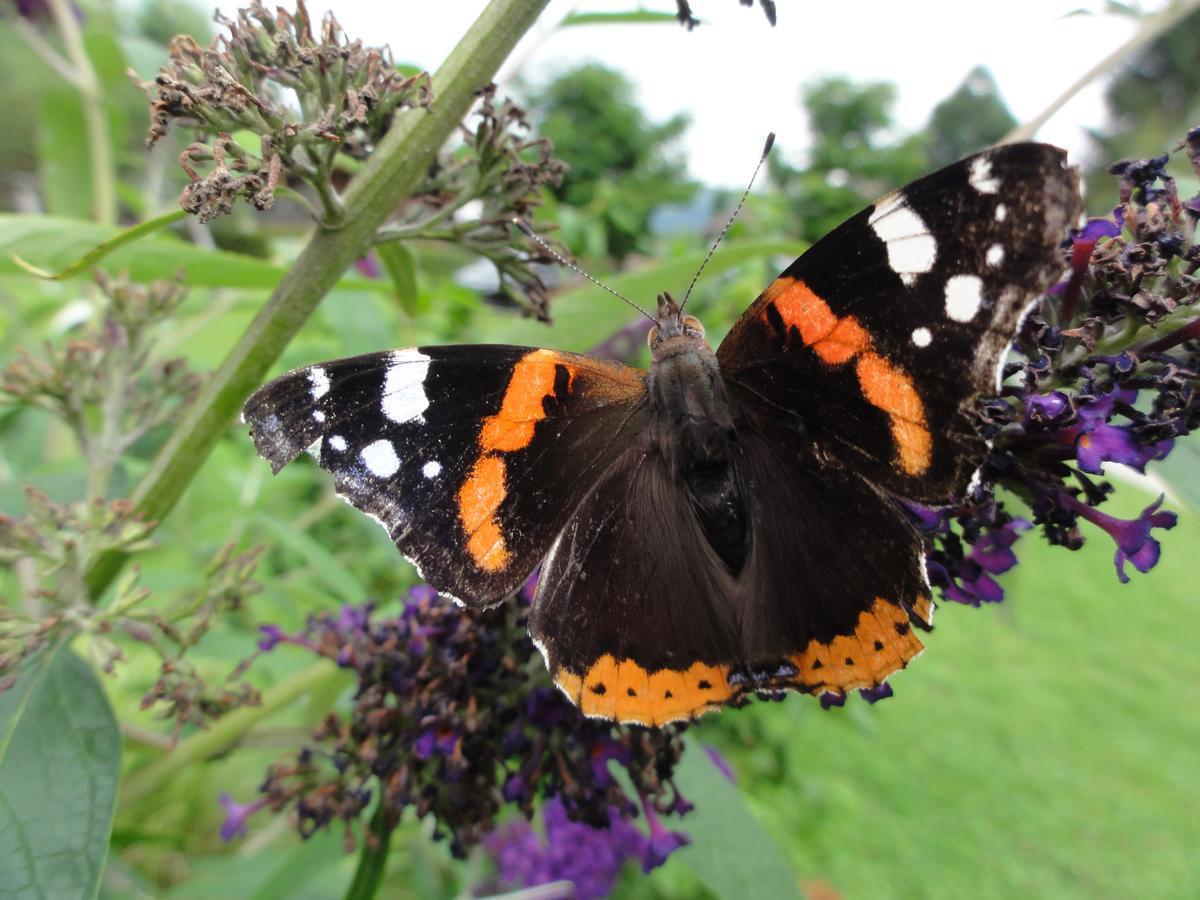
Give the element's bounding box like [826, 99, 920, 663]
[219, 0, 1169, 185]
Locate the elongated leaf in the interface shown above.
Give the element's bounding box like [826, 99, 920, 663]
[0, 643, 120, 900]
[13, 210, 187, 280]
[376, 241, 424, 316]
[1153, 432, 1200, 515]
[0, 214, 384, 292]
[672, 740, 803, 899]
[37, 88, 92, 221]
[560, 11, 679, 25]
[254, 513, 368, 604]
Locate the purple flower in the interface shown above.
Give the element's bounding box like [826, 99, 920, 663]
[903, 501, 951, 533]
[640, 803, 690, 873]
[1061, 493, 1178, 583]
[1061, 389, 1174, 475]
[218, 792, 266, 841]
[704, 745, 736, 783]
[484, 795, 684, 899]
[257, 624, 286, 651]
[1053, 209, 1123, 314]
[354, 254, 382, 279]
[249, 590, 691, 858]
[336, 603, 372, 634]
[414, 726, 460, 760]
[859, 683, 894, 704]
[1023, 390, 1071, 427]
[936, 518, 1029, 607]
[819, 691, 846, 710]
[589, 736, 633, 788]
[1075, 424, 1173, 475]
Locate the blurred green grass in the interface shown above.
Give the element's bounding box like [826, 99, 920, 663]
[705, 495, 1199, 900]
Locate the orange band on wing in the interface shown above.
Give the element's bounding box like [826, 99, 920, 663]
[459, 350, 579, 571]
[788, 597, 926, 694]
[761, 275, 932, 476]
[457, 455, 511, 571]
[548, 597, 928, 724]
[855, 352, 932, 475]
[480, 349, 576, 452]
[551, 655, 734, 726]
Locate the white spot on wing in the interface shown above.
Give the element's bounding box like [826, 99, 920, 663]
[422, 459, 441, 479]
[312, 410, 326, 423]
[986, 244, 1005, 267]
[328, 434, 347, 452]
[994, 203, 1008, 222]
[361, 439, 400, 477]
[869, 193, 936, 286]
[382, 349, 432, 424]
[911, 326, 932, 347]
[945, 274, 985, 322]
[308, 366, 330, 399]
[969, 155, 1000, 193]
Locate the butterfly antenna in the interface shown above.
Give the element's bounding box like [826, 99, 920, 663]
[680, 132, 775, 312]
[512, 219, 656, 322]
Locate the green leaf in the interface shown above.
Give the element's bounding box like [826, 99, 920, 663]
[0, 643, 121, 900]
[12, 210, 187, 280]
[37, 87, 93, 221]
[0, 214, 384, 292]
[254, 513, 368, 605]
[672, 740, 803, 899]
[376, 242, 424, 316]
[1154, 432, 1200, 515]
[560, 11, 679, 26]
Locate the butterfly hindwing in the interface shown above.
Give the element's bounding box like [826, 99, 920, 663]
[718, 143, 1082, 501]
[530, 406, 934, 725]
[243, 345, 647, 605]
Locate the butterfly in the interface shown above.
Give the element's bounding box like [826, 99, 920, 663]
[243, 142, 1081, 726]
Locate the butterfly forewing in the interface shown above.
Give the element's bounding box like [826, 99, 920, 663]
[718, 143, 1082, 502]
[243, 345, 648, 606]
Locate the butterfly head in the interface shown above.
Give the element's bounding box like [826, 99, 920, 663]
[648, 291, 708, 360]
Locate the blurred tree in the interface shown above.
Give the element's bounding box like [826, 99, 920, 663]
[925, 66, 1016, 166]
[522, 63, 696, 262]
[1089, 7, 1200, 200]
[136, 0, 214, 47]
[768, 76, 928, 244]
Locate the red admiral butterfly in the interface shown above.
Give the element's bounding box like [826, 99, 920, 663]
[244, 142, 1081, 725]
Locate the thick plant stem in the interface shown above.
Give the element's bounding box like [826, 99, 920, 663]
[343, 800, 395, 900]
[85, 0, 551, 601]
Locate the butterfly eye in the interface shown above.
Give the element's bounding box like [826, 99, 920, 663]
[647, 325, 660, 347]
[681, 315, 705, 338]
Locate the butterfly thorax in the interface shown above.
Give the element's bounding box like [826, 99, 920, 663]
[646, 292, 746, 573]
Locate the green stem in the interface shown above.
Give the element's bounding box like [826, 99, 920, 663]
[119, 660, 340, 807]
[343, 800, 395, 900]
[84, 0, 552, 602]
[47, 0, 116, 226]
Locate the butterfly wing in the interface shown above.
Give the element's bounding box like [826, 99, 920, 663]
[530, 412, 933, 725]
[529, 445, 743, 726]
[243, 345, 647, 605]
[717, 143, 1082, 502]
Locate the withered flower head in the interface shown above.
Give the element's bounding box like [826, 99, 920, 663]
[137, 1, 431, 222]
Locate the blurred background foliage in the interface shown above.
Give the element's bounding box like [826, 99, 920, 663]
[0, 0, 1198, 898]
